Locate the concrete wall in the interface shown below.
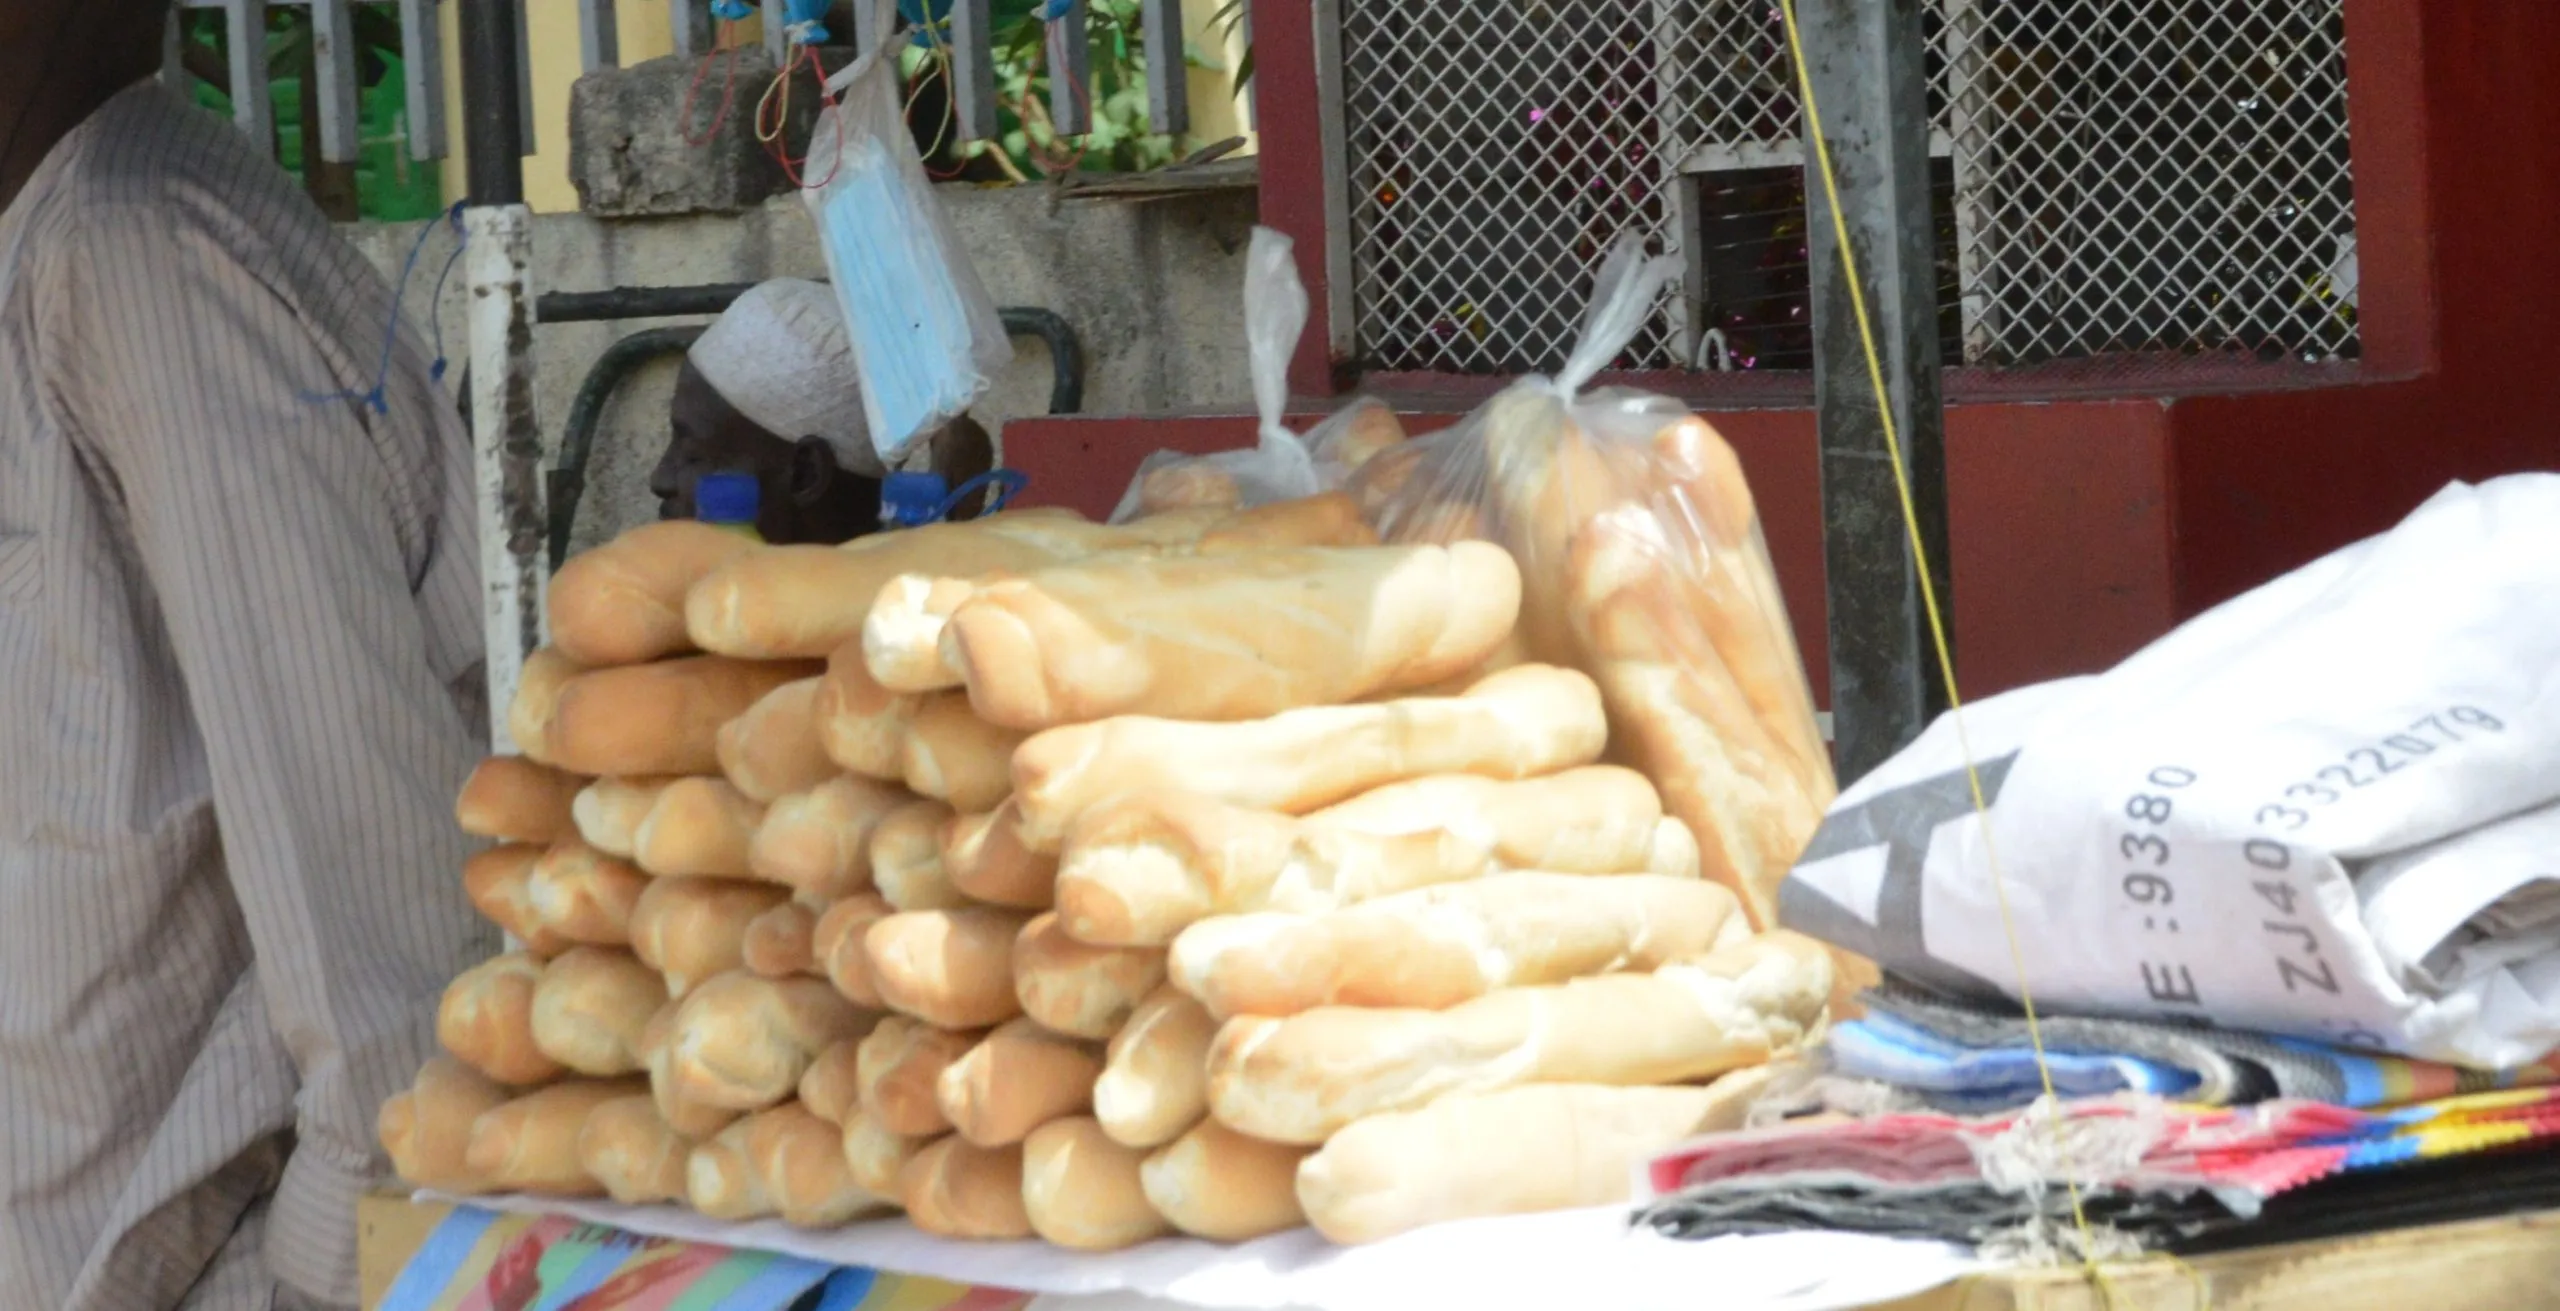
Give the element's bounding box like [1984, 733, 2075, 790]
[347, 183, 1256, 553]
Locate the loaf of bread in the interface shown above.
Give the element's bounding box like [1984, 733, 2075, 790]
[1311, 766, 1670, 875]
[640, 1002, 739, 1140]
[941, 544, 1522, 732]
[577, 1094, 696, 1206]
[717, 678, 837, 803]
[524, 841, 651, 948]
[1095, 986, 1216, 1149]
[571, 777, 676, 860]
[816, 643, 919, 781]
[1648, 818, 1703, 880]
[691, 1103, 890, 1227]
[1140, 1120, 1308, 1241]
[750, 776, 908, 904]
[668, 972, 875, 1111]
[842, 1110, 931, 1196]
[942, 801, 1058, 910]
[508, 647, 586, 765]
[742, 901, 821, 978]
[1316, 405, 1409, 475]
[629, 877, 790, 997]
[866, 907, 1031, 1029]
[871, 800, 965, 911]
[1207, 931, 1831, 1143]
[462, 845, 571, 957]
[549, 520, 760, 666]
[1192, 492, 1382, 554]
[686, 1111, 778, 1221]
[380, 1056, 510, 1194]
[1054, 793, 1494, 947]
[438, 952, 564, 1085]
[530, 947, 668, 1077]
[856, 1017, 982, 1137]
[798, 1038, 866, 1124]
[1136, 463, 1241, 515]
[633, 778, 766, 880]
[1172, 872, 1747, 1019]
[1012, 664, 1610, 852]
[456, 756, 584, 845]
[902, 697, 1026, 812]
[1014, 913, 1166, 1040]
[898, 1137, 1032, 1240]
[861, 574, 978, 693]
[548, 657, 819, 779]
[814, 893, 896, 1008]
[1024, 1117, 1172, 1251]
[936, 1018, 1102, 1148]
[1297, 1070, 1778, 1244]
[464, 1078, 645, 1196]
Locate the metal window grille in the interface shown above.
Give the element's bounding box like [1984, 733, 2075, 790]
[1334, 0, 2358, 376]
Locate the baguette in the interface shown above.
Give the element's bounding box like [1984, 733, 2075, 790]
[901, 696, 1026, 812]
[742, 900, 822, 978]
[571, 777, 677, 860]
[437, 952, 563, 1085]
[524, 841, 651, 948]
[942, 544, 1523, 731]
[717, 678, 837, 802]
[465, 1078, 644, 1196]
[1135, 463, 1240, 515]
[871, 800, 965, 911]
[462, 844, 571, 957]
[942, 801, 1057, 910]
[530, 947, 668, 1077]
[1206, 932, 1831, 1143]
[1054, 792, 1493, 947]
[667, 972, 876, 1111]
[547, 657, 819, 779]
[1012, 664, 1609, 852]
[628, 877, 791, 997]
[380, 1056, 510, 1194]
[935, 1018, 1102, 1148]
[1139, 1120, 1308, 1241]
[548, 520, 758, 666]
[799, 1038, 867, 1124]
[633, 777, 766, 880]
[1171, 872, 1747, 1019]
[1013, 913, 1166, 1040]
[1298, 1071, 1778, 1244]
[750, 776, 908, 904]
[507, 647, 586, 765]
[1024, 1118, 1172, 1251]
[898, 1137, 1032, 1240]
[701, 1102, 891, 1227]
[686, 1111, 778, 1221]
[640, 1002, 738, 1140]
[866, 908, 1032, 1029]
[841, 1110, 931, 1195]
[1192, 492, 1382, 553]
[862, 573, 977, 693]
[1309, 766, 1669, 875]
[814, 893, 896, 1008]
[577, 1094, 696, 1206]
[815, 641, 918, 781]
[1648, 818, 1703, 880]
[456, 756, 585, 845]
[1095, 986, 1216, 1149]
[856, 1016, 982, 1138]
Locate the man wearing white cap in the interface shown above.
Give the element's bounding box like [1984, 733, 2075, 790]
[654, 278, 995, 544]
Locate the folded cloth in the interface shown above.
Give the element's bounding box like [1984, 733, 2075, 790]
[1638, 1180, 2235, 1249]
[1829, 1010, 2200, 1113]
[1868, 982, 2560, 1109]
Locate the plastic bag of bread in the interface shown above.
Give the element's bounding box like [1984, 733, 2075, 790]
[1109, 228, 1405, 522]
[1342, 234, 1831, 937]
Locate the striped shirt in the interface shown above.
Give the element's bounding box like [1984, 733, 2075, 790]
[0, 84, 496, 1309]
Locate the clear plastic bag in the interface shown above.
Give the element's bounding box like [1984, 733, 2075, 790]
[1108, 227, 1408, 522]
[1344, 234, 1834, 932]
[804, 0, 1014, 469]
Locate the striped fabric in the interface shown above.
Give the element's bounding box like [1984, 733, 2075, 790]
[0, 84, 495, 1310]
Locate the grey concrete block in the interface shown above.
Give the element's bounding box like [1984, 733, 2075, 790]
[569, 50, 844, 217]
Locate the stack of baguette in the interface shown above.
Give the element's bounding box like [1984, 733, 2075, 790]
[385, 406, 1844, 1250]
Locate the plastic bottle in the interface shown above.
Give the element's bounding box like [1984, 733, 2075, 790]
[696, 471, 763, 541]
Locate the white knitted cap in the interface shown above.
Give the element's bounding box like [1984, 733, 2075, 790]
[686, 279, 883, 476]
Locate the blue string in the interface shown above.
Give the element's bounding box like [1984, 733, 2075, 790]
[304, 200, 468, 414]
[938, 468, 1026, 521]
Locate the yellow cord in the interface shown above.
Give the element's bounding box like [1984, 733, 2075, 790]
[1771, 1, 2149, 1299]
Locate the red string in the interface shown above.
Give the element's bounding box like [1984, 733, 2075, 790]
[680, 20, 747, 148]
[764, 41, 849, 191]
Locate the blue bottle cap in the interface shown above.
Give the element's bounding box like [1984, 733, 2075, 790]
[880, 471, 949, 529]
[696, 472, 761, 527]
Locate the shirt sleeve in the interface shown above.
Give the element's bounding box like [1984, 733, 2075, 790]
[46, 197, 493, 1296]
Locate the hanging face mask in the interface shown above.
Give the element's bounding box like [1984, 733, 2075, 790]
[803, 0, 1014, 470]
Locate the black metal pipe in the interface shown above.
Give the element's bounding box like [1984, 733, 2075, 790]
[458, 0, 525, 205]
[998, 306, 1085, 418]
[548, 326, 708, 569]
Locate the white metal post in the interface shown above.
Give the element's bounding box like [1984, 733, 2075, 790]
[464, 204, 546, 749]
[311, 0, 363, 162]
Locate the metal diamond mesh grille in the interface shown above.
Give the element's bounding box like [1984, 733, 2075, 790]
[1337, 0, 2358, 376]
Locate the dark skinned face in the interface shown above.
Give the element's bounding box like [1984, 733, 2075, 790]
[654, 360, 997, 545]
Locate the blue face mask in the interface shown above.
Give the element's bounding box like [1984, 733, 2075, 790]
[817, 135, 989, 456]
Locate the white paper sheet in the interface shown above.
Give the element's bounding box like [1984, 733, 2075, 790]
[426, 1193, 1980, 1311]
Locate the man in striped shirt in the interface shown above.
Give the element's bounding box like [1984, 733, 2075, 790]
[1, 2, 494, 1308]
